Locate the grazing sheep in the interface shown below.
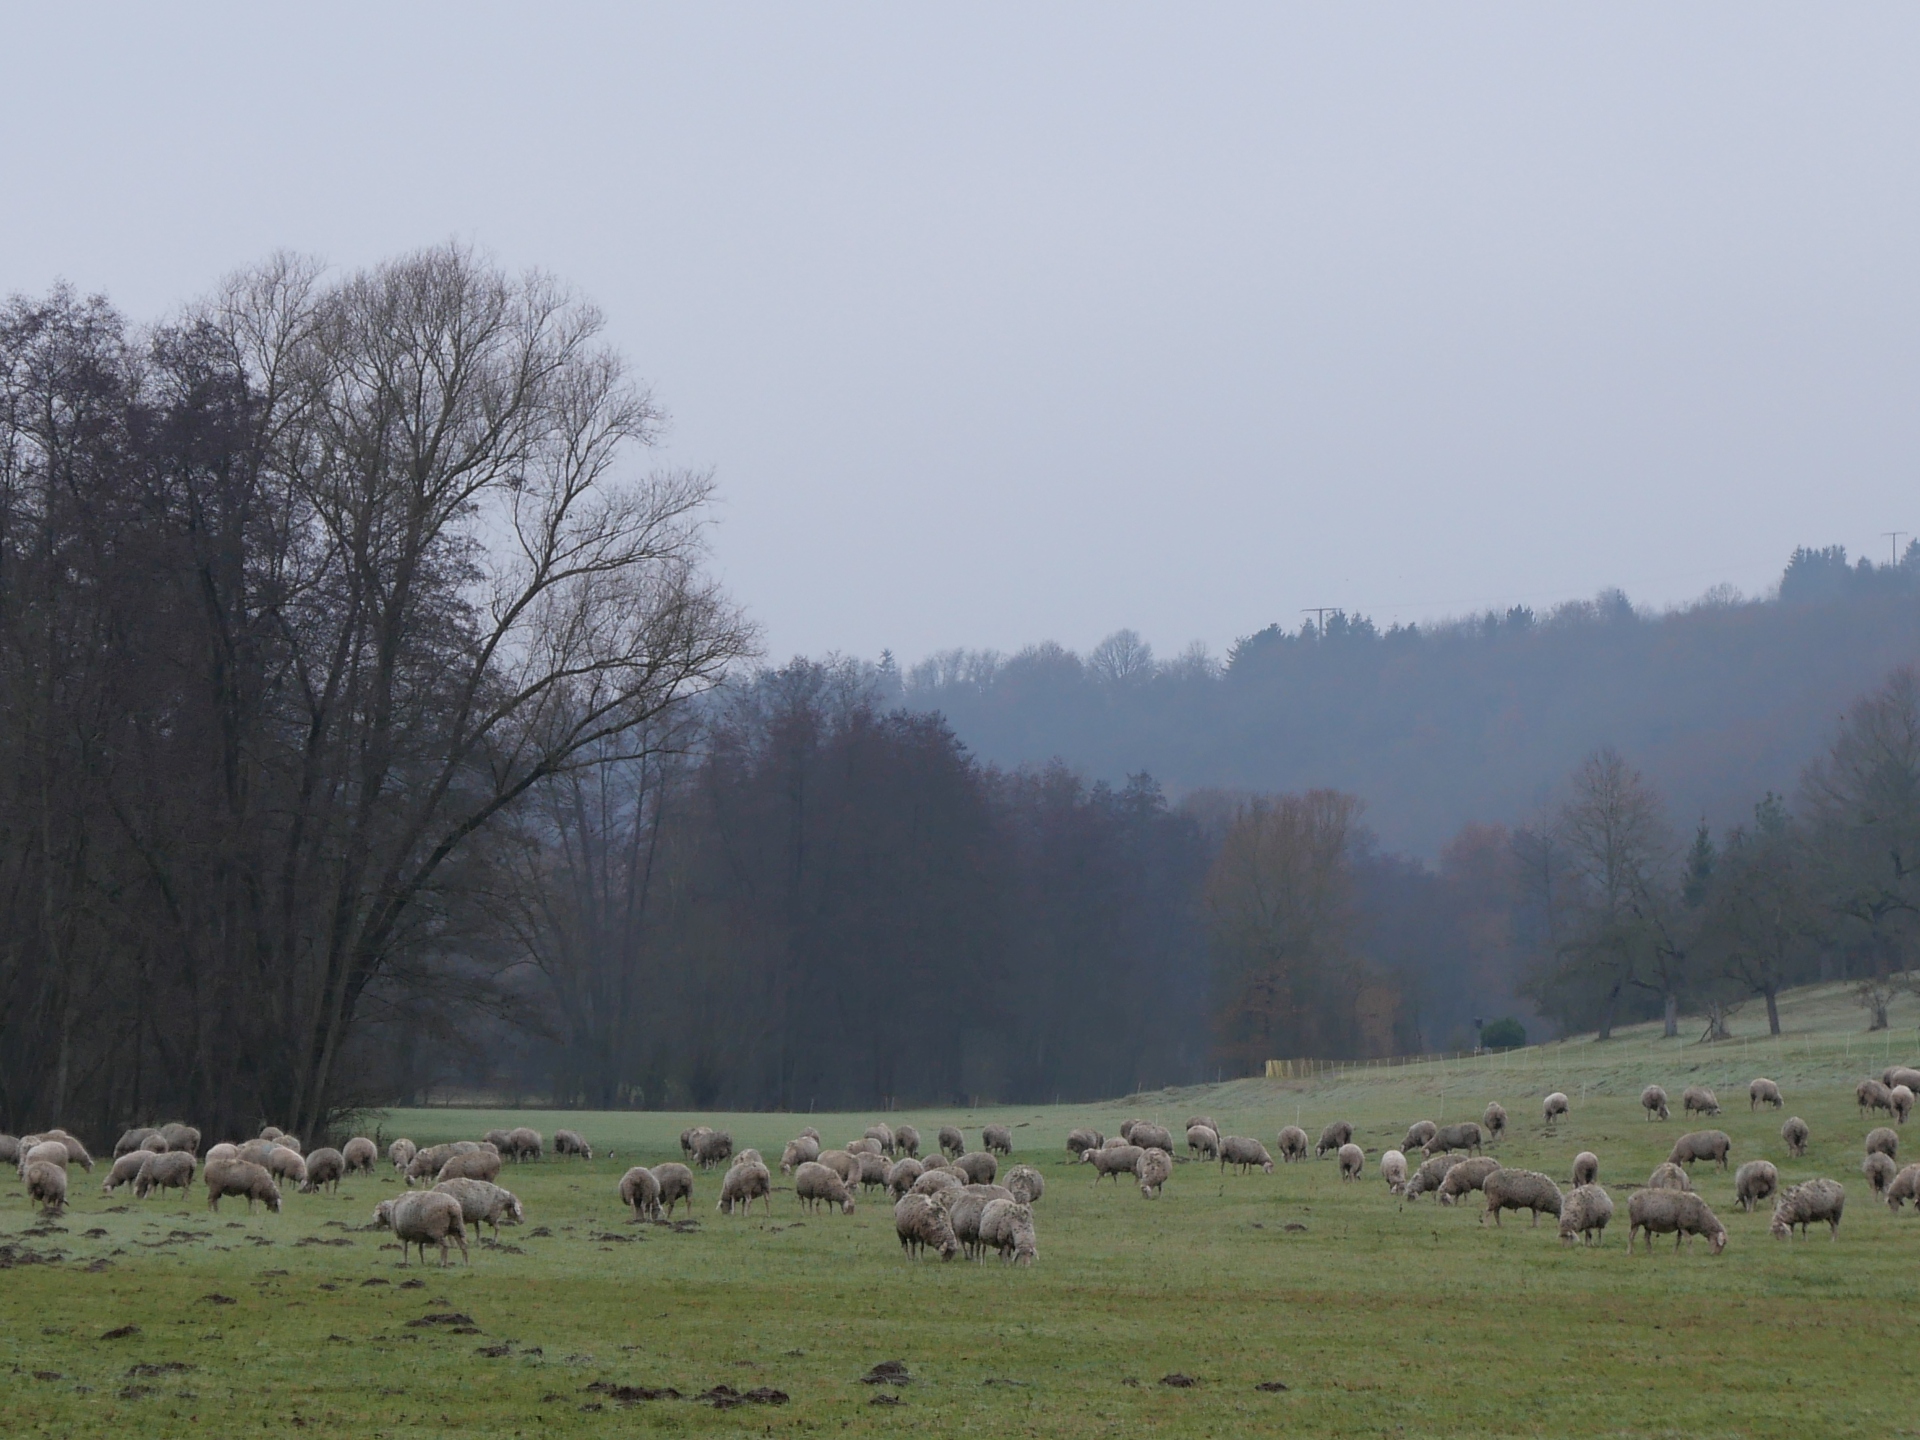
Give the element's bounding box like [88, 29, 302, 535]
[374, 1191, 469, 1266]
[436, 1148, 503, 1185]
[204, 1143, 239, 1165]
[1559, 1184, 1613, 1246]
[1316, 1121, 1354, 1158]
[20, 1140, 68, 1176]
[340, 1137, 377, 1176]
[693, 1130, 734, 1170]
[1770, 1178, 1845, 1240]
[1862, 1151, 1897, 1199]
[388, 1139, 417, 1173]
[104, 1152, 149, 1194]
[1424, 1122, 1483, 1157]
[794, 1161, 858, 1215]
[1884, 1065, 1920, 1094]
[954, 1151, 999, 1185]
[1086, 1144, 1144, 1182]
[1628, 1190, 1727, 1254]
[847, 1137, 883, 1157]
[38, 1132, 92, 1171]
[483, 1128, 515, 1153]
[1136, 1147, 1173, 1198]
[1667, 1131, 1733, 1171]
[1218, 1136, 1274, 1175]
[911, 1168, 964, 1198]
[896, 1125, 921, 1158]
[1483, 1169, 1562, 1227]
[25, 1160, 66, 1214]
[1401, 1121, 1438, 1153]
[140, 1132, 171, 1155]
[1380, 1149, 1409, 1194]
[1119, 1119, 1143, 1141]
[982, 1124, 1015, 1156]
[979, 1198, 1038, 1264]
[1481, 1103, 1508, 1144]
[1894, 1086, 1916, 1125]
[1681, 1085, 1720, 1117]
[1781, 1116, 1810, 1158]
[205, 1158, 282, 1213]
[1571, 1152, 1598, 1187]
[265, 1146, 308, 1190]
[1127, 1124, 1173, 1155]
[0, 1136, 19, 1165]
[816, 1149, 859, 1186]
[1438, 1156, 1502, 1206]
[404, 1145, 453, 1184]
[780, 1137, 821, 1174]
[1866, 1126, 1900, 1160]
[1100, 1135, 1130, 1149]
[1066, 1128, 1103, 1156]
[276, 1135, 303, 1155]
[718, 1159, 773, 1216]
[1859, 1080, 1896, 1117]
[1004, 1165, 1044, 1204]
[508, 1127, 543, 1161]
[1186, 1125, 1220, 1161]
[1276, 1126, 1309, 1163]
[1646, 1162, 1693, 1192]
[301, 1148, 346, 1193]
[1542, 1092, 1570, 1126]
[886, 1158, 926, 1197]
[435, 1177, 523, 1238]
[894, 1192, 959, 1260]
[261, 1126, 284, 1141]
[553, 1129, 592, 1161]
[1403, 1153, 1462, 1201]
[1734, 1160, 1780, 1213]
[155, 1123, 197, 1155]
[653, 1162, 696, 1218]
[857, 1123, 892, 1156]
[619, 1166, 662, 1220]
[115, 1127, 159, 1157]
[1337, 1143, 1365, 1181]
[939, 1125, 966, 1158]
[1749, 1078, 1783, 1111]
[679, 1126, 710, 1162]
[944, 1191, 993, 1260]
[852, 1151, 891, 1192]
[1640, 1086, 1670, 1121]
[1884, 1163, 1920, 1212]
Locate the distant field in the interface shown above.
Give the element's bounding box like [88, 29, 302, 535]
[4, 981, 1918, 1437]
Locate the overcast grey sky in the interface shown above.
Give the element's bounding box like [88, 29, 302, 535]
[5, 6, 1916, 663]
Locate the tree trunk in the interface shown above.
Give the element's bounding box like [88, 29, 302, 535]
[1765, 988, 1781, 1036]
[1663, 991, 1678, 1039]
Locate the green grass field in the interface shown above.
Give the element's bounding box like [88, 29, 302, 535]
[6, 981, 1920, 1438]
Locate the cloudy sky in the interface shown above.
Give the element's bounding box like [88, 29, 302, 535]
[5, 5, 1916, 663]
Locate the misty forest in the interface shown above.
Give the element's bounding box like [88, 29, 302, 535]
[5, 250, 1920, 1136]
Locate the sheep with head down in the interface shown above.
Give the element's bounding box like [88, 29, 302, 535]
[1186, 1126, 1220, 1162]
[1893, 1086, 1915, 1125]
[1771, 1178, 1844, 1240]
[1646, 1162, 1692, 1192]
[1571, 1152, 1598, 1187]
[342, 1137, 378, 1176]
[265, 1146, 308, 1190]
[1316, 1121, 1353, 1158]
[619, 1166, 662, 1220]
[135, 1151, 197, 1200]
[205, 1158, 281, 1213]
[1066, 1128, 1103, 1157]
[1559, 1184, 1612, 1246]
[864, 1123, 896, 1156]
[1681, 1085, 1720, 1117]
[25, 1160, 66, 1215]
[911, 1168, 963, 1199]
[1086, 1145, 1143, 1183]
[1136, 1147, 1173, 1198]
[1218, 1136, 1273, 1175]
[115, 1127, 159, 1158]
[1863, 1151, 1897, 1199]
[1276, 1126, 1309, 1163]
[1859, 1080, 1896, 1117]
[894, 1193, 958, 1260]
[1781, 1116, 1810, 1158]
[780, 1136, 821, 1174]
[894, 1125, 921, 1158]
[1667, 1131, 1732, 1171]
[979, 1198, 1038, 1264]
[388, 1138, 417, 1174]
[1438, 1156, 1501, 1206]
[1866, 1127, 1899, 1160]
[1337, 1143, 1365, 1181]
[1542, 1092, 1569, 1126]
[955, 1151, 999, 1185]
[435, 1177, 523, 1238]
[1005, 1165, 1044, 1204]
[1749, 1078, 1783, 1111]
[1127, 1123, 1172, 1155]
[1640, 1086, 1670, 1121]
[1423, 1123, 1482, 1157]
[653, 1162, 696, 1218]
[103, 1152, 149, 1195]
[302, 1148, 346, 1193]
[1401, 1121, 1437, 1153]
[1481, 1104, 1508, 1144]
[1403, 1153, 1461, 1202]
[1483, 1169, 1562, 1227]
[1883, 1163, 1920, 1213]
[886, 1158, 925, 1197]
[938, 1125, 966, 1158]
[554, 1129, 592, 1161]
[1733, 1160, 1779, 1213]
[718, 1158, 773, 1216]
[1380, 1149, 1408, 1194]
[1629, 1190, 1726, 1254]
[795, 1161, 858, 1215]
[374, 1191, 469, 1266]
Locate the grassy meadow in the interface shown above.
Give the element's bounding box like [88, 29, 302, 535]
[5, 981, 1920, 1437]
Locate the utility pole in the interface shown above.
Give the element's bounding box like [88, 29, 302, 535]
[1884, 532, 1908, 567]
[1302, 607, 1336, 638]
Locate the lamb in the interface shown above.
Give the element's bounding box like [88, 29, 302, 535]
[1866, 1126, 1899, 1160]
[204, 1143, 239, 1165]
[1186, 1125, 1220, 1161]
[1481, 1104, 1508, 1143]
[886, 1158, 925, 1197]
[1894, 1085, 1916, 1125]
[1316, 1121, 1354, 1157]
[375, 1191, 469, 1266]
[1667, 1131, 1732, 1171]
[978, 1198, 1038, 1264]
[911, 1168, 963, 1198]
[679, 1126, 710, 1161]
[25, 1160, 66, 1214]
[1337, 1143, 1365, 1181]
[1781, 1116, 1810, 1158]
[1640, 1086, 1670, 1121]
[1483, 1168, 1562, 1226]
[434, 1177, 523, 1238]
[1749, 1077, 1783, 1110]
[1424, 1122, 1482, 1157]
[388, 1138, 417, 1173]
[1770, 1178, 1844, 1240]
[103, 1152, 149, 1195]
[893, 1192, 959, 1260]
[1558, 1184, 1613, 1246]
[954, 1151, 999, 1185]
[1086, 1144, 1144, 1182]
[158, 1123, 199, 1155]
[1884, 1065, 1920, 1094]
[1733, 1160, 1779, 1213]
[1004, 1165, 1045, 1204]
[939, 1125, 966, 1158]
[1681, 1085, 1720, 1117]
[1862, 1151, 1897, 1199]
[204, 1158, 282, 1213]
[1379, 1149, 1409, 1194]
[1646, 1162, 1693, 1192]
[1127, 1123, 1173, 1154]
[780, 1136, 821, 1174]
[301, 1148, 346, 1193]
[265, 1146, 308, 1189]
[1400, 1121, 1437, 1153]
[895, 1125, 921, 1158]
[1885, 1163, 1920, 1213]
[1218, 1136, 1274, 1175]
[1858, 1079, 1896, 1117]
[1543, 1092, 1569, 1126]
[1402, 1153, 1461, 1201]
[1276, 1126, 1309, 1163]
[1437, 1156, 1502, 1206]
[693, 1130, 734, 1169]
[794, 1161, 858, 1215]
[619, 1166, 662, 1220]
[115, 1127, 160, 1157]
[1629, 1190, 1728, 1254]
[718, 1158, 773, 1216]
[1571, 1151, 1598, 1187]
[553, 1129, 592, 1160]
[1066, 1128, 1104, 1157]
[508, 1126, 544, 1161]
[982, 1124, 1015, 1156]
[1136, 1146, 1173, 1198]
[653, 1162, 696, 1218]
[864, 1123, 896, 1155]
